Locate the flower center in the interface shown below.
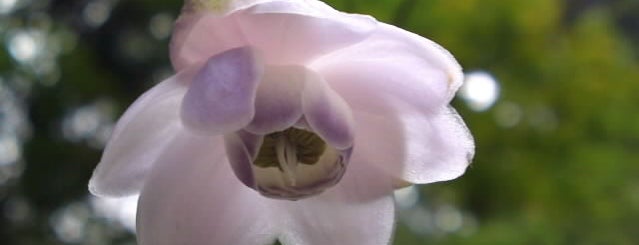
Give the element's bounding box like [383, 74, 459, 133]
[253, 128, 326, 186]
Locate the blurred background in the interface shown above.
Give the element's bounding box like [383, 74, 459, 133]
[1, 0, 638, 244]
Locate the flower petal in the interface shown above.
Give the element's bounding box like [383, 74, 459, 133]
[170, 11, 247, 71]
[301, 69, 355, 150]
[311, 23, 464, 113]
[237, 1, 376, 65]
[400, 106, 474, 183]
[137, 132, 276, 245]
[223, 130, 260, 188]
[244, 65, 305, 134]
[311, 23, 472, 184]
[351, 106, 474, 185]
[275, 159, 395, 245]
[89, 70, 193, 197]
[180, 46, 263, 135]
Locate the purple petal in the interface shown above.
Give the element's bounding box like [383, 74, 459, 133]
[89, 69, 195, 197]
[244, 65, 306, 134]
[180, 46, 263, 135]
[137, 132, 276, 245]
[301, 70, 355, 150]
[275, 159, 395, 245]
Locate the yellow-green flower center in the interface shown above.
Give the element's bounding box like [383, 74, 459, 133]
[253, 128, 327, 186]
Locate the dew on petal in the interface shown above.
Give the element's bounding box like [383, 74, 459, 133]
[90, 194, 139, 232]
[459, 71, 500, 112]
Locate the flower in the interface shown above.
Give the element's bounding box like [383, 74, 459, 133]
[88, 0, 475, 244]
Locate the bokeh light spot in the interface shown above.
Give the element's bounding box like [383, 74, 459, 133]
[459, 71, 500, 112]
[149, 13, 174, 40]
[83, 0, 113, 28]
[90, 195, 139, 233]
[394, 185, 420, 209]
[0, 0, 17, 14]
[7, 30, 44, 64]
[494, 101, 523, 128]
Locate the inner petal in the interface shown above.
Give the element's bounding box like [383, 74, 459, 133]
[244, 65, 306, 134]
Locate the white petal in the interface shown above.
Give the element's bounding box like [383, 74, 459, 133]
[351, 106, 474, 185]
[311, 23, 464, 114]
[311, 23, 471, 184]
[399, 106, 474, 183]
[172, 0, 377, 69]
[275, 160, 395, 245]
[137, 132, 276, 245]
[244, 65, 306, 134]
[181, 46, 263, 134]
[89, 70, 194, 197]
[301, 69, 355, 150]
[237, 1, 376, 65]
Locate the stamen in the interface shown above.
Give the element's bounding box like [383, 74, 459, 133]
[275, 135, 298, 186]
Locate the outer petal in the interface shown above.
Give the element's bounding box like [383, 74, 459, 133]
[237, 1, 376, 65]
[275, 159, 395, 245]
[244, 65, 305, 134]
[171, 0, 377, 69]
[311, 23, 472, 184]
[170, 11, 247, 71]
[180, 47, 263, 134]
[137, 132, 276, 245]
[351, 106, 474, 185]
[311, 23, 464, 113]
[399, 106, 474, 183]
[89, 69, 194, 197]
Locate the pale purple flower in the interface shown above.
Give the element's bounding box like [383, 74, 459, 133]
[88, 0, 475, 244]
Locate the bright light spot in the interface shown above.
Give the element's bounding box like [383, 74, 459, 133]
[149, 13, 174, 40]
[459, 71, 500, 112]
[0, 0, 17, 14]
[50, 202, 90, 243]
[394, 185, 419, 209]
[434, 205, 463, 233]
[403, 207, 434, 235]
[8, 30, 45, 64]
[90, 195, 139, 232]
[494, 101, 523, 128]
[62, 100, 115, 148]
[0, 136, 20, 166]
[83, 0, 113, 28]
[529, 105, 558, 132]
